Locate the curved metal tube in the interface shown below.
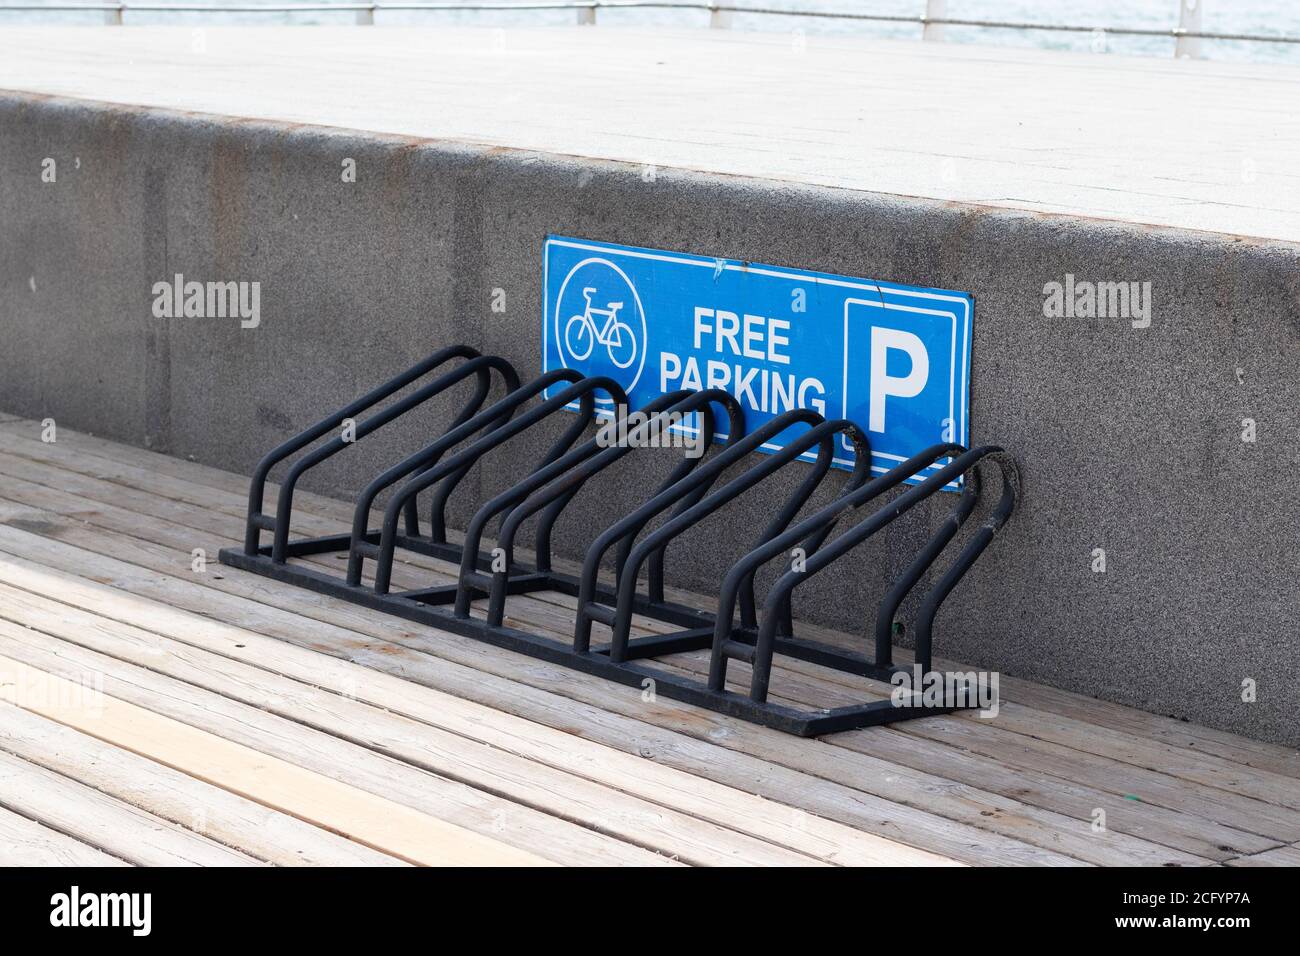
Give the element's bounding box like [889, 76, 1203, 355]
[541, 404, 721, 582]
[600, 396, 750, 584]
[871, 467, 982, 667]
[407, 371, 595, 544]
[604, 418, 870, 661]
[709, 443, 967, 689]
[241, 344, 491, 554]
[344, 367, 589, 586]
[464, 389, 745, 625]
[601, 397, 746, 592]
[369, 374, 628, 594]
[746, 445, 1009, 702]
[499, 393, 746, 580]
[570, 408, 826, 654]
[913, 453, 1018, 674]
[453, 390, 703, 621]
[270, 353, 517, 561]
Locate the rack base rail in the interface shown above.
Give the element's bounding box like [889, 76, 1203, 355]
[218, 346, 1018, 736]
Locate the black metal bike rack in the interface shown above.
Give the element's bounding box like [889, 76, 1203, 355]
[220, 346, 1019, 736]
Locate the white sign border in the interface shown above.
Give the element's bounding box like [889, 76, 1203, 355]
[543, 236, 972, 488]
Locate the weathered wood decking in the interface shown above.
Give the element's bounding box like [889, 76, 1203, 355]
[0, 411, 1298, 866]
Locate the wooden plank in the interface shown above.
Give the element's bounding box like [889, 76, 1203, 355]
[0, 749, 263, 867]
[0, 536, 969, 868]
[654, 648, 1300, 843]
[0, 448, 660, 645]
[0, 583, 943, 867]
[2, 421, 1300, 863]
[1225, 844, 1300, 867]
[0, 593, 827, 867]
[0, 432, 328, 540]
[0, 654, 551, 867]
[5, 420, 1296, 789]
[0, 803, 129, 867]
[17, 426, 1268, 868]
[941, 670, 1300, 781]
[710, 646, 1300, 816]
[0, 449, 1250, 867]
[639, 637, 1280, 861]
[0, 418, 354, 523]
[637, 655, 1254, 866]
[0, 433, 591, 627]
[645, 653, 1295, 854]
[0, 702, 408, 867]
[0, 515, 977, 868]
[0, 494, 1066, 868]
[0, 511, 1068, 865]
[836, 726, 1280, 862]
[899, 710, 1300, 844]
[0, 429, 604, 642]
[0, 610, 670, 868]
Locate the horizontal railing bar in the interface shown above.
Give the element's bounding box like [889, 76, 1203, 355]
[0, 1, 677, 9]
[2, 1, 1298, 47]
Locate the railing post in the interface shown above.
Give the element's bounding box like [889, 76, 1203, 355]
[354, 5, 374, 25]
[577, 3, 596, 26]
[103, 3, 123, 24]
[709, 3, 731, 29]
[1175, 0, 1203, 58]
[922, 0, 947, 42]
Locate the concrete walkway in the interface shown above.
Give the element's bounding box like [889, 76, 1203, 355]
[0, 24, 1298, 242]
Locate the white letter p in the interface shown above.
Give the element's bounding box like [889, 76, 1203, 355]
[869, 327, 929, 433]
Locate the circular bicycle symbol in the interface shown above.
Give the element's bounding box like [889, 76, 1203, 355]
[565, 286, 638, 369]
[554, 257, 648, 398]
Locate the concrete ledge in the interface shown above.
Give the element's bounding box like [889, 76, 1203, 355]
[3, 91, 1300, 745]
[4, 25, 1299, 242]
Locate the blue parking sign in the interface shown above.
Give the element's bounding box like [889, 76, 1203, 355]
[542, 235, 972, 490]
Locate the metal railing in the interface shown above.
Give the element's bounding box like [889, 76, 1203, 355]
[1, 0, 1296, 59]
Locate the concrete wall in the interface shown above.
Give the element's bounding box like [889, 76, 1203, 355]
[3, 93, 1299, 745]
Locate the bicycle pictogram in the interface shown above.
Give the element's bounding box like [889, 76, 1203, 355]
[564, 287, 638, 370]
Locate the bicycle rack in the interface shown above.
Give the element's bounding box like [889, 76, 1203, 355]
[220, 346, 1019, 736]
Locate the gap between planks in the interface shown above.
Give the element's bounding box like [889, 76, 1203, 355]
[1, 417, 1295, 782]
[0, 440, 1245, 864]
[2, 418, 1300, 868]
[0, 654, 550, 866]
[0, 604, 835, 867]
[0, 700, 410, 866]
[0, 533, 951, 866]
[0, 440, 1074, 865]
[0, 494, 1180, 868]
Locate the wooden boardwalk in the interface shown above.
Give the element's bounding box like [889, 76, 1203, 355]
[0, 411, 1298, 866]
